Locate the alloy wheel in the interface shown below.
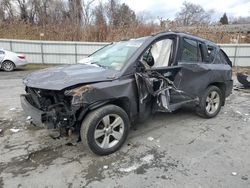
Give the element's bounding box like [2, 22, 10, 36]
[205, 91, 220, 114]
[94, 114, 125, 149]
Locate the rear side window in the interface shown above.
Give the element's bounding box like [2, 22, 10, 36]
[207, 46, 215, 63]
[180, 38, 202, 62]
[0, 50, 5, 54]
[219, 49, 232, 66]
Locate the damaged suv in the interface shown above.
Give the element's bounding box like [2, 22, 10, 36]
[21, 32, 233, 155]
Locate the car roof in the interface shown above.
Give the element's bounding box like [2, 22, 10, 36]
[151, 31, 217, 46]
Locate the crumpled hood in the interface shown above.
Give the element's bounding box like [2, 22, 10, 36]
[24, 64, 117, 90]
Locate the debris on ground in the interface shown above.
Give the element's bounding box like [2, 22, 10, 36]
[9, 108, 17, 111]
[119, 164, 140, 173]
[141, 154, 154, 163]
[103, 165, 109, 170]
[65, 142, 77, 146]
[232, 172, 237, 176]
[237, 72, 250, 88]
[235, 111, 242, 115]
[147, 137, 154, 141]
[241, 175, 248, 180]
[119, 153, 156, 173]
[10, 128, 20, 133]
[26, 116, 31, 120]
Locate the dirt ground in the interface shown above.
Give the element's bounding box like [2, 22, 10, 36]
[0, 68, 250, 188]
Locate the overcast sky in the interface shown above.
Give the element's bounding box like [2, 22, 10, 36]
[121, 0, 250, 20]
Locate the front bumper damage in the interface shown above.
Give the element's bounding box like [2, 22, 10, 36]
[21, 90, 77, 129]
[21, 94, 45, 126]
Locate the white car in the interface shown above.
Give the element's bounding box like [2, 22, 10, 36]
[0, 49, 28, 71]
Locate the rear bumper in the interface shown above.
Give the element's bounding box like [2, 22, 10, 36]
[15, 60, 28, 67]
[225, 80, 233, 97]
[20, 94, 45, 126]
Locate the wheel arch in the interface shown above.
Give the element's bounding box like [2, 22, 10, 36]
[77, 97, 131, 124]
[207, 82, 226, 106]
[1, 59, 16, 68]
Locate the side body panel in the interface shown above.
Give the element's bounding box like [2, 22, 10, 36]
[174, 62, 232, 98]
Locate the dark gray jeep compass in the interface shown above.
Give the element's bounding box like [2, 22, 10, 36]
[21, 32, 233, 155]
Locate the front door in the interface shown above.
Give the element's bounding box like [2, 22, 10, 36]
[135, 37, 197, 117]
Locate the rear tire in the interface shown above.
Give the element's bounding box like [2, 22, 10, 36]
[80, 105, 130, 155]
[196, 86, 223, 118]
[2, 60, 15, 71]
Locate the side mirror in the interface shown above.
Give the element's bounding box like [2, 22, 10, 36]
[143, 53, 154, 67]
[135, 61, 145, 72]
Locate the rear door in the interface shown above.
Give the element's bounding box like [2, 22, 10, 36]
[175, 37, 232, 98]
[173, 37, 206, 98]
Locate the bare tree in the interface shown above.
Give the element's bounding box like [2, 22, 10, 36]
[105, 0, 136, 27]
[0, 0, 14, 21]
[106, 0, 119, 26]
[93, 2, 107, 41]
[175, 1, 212, 26]
[49, 0, 68, 24]
[68, 0, 83, 25]
[16, 0, 29, 21]
[82, 0, 95, 26]
[137, 11, 154, 24]
[118, 3, 136, 26]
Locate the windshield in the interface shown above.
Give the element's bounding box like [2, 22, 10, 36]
[84, 37, 148, 71]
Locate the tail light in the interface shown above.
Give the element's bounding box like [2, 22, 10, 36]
[18, 54, 26, 59]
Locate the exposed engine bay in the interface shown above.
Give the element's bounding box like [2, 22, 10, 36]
[24, 87, 77, 129]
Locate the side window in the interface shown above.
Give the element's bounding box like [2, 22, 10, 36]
[141, 38, 173, 68]
[180, 38, 202, 62]
[207, 45, 215, 63]
[0, 50, 4, 55]
[219, 49, 232, 66]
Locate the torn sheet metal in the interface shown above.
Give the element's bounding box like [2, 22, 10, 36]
[23, 76, 138, 129]
[64, 85, 94, 105]
[135, 70, 193, 113]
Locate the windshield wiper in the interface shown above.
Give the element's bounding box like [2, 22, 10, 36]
[90, 62, 108, 69]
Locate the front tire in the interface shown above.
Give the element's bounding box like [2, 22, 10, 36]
[196, 86, 223, 118]
[81, 105, 130, 155]
[2, 60, 15, 71]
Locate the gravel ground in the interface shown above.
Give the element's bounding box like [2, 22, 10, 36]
[0, 68, 250, 188]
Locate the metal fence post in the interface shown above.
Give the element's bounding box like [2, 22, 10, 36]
[9, 40, 13, 51]
[233, 44, 238, 67]
[41, 42, 44, 64]
[75, 43, 78, 64]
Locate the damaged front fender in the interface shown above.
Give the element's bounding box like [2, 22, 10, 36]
[64, 84, 94, 105]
